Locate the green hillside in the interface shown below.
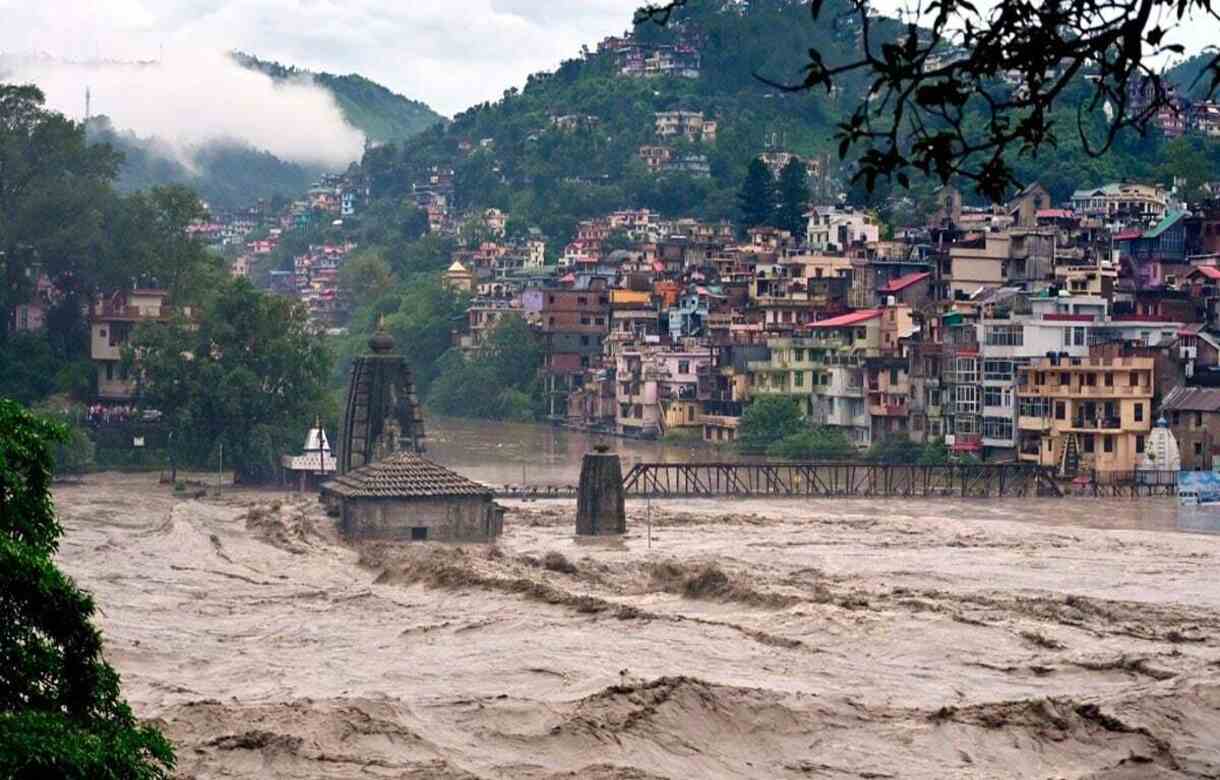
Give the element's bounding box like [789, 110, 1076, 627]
[232, 52, 445, 143]
[358, 0, 1220, 239]
[85, 117, 318, 210]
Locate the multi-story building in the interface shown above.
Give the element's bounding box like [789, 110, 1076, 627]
[1016, 355, 1155, 474]
[1070, 183, 1168, 224]
[615, 346, 710, 437]
[654, 110, 716, 142]
[1160, 387, 1220, 469]
[523, 284, 611, 418]
[89, 289, 173, 401]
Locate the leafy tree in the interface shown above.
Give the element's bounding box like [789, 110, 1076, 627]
[737, 396, 804, 452]
[0, 399, 174, 777]
[129, 278, 332, 482]
[736, 158, 776, 232]
[0, 85, 121, 345]
[775, 157, 810, 237]
[866, 435, 925, 464]
[338, 248, 397, 308]
[427, 316, 544, 421]
[767, 426, 855, 459]
[918, 438, 952, 466]
[640, 0, 1220, 200]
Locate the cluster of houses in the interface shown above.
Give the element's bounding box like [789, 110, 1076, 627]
[442, 178, 1220, 477]
[595, 31, 703, 79]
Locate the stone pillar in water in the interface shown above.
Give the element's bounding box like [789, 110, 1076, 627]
[576, 448, 626, 535]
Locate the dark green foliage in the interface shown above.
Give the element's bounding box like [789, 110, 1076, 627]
[767, 426, 854, 460]
[129, 278, 333, 482]
[775, 157, 810, 236]
[427, 316, 545, 421]
[232, 52, 445, 143]
[737, 396, 805, 452]
[0, 399, 174, 777]
[865, 435, 925, 464]
[86, 117, 318, 212]
[737, 157, 777, 232]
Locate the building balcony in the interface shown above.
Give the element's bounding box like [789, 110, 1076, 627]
[869, 403, 908, 417]
[1018, 384, 1153, 398]
[1017, 415, 1052, 431]
[1068, 416, 1124, 431]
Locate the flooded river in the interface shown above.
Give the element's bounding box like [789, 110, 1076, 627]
[49, 425, 1220, 777]
[424, 416, 753, 487]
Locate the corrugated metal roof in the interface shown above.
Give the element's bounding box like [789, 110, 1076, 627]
[807, 308, 883, 328]
[321, 452, 491, 499]
[1143, 209, 1186, 239]
[1161, 386, 1220, 413]
[878, 272, 930, 293]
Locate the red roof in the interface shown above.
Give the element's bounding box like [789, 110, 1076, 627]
[1042, 314, 1095, 322]
[1115, 229, 1142, 241]
[878, 272, 930, 294]
[1036, 208, 1073, 219]
[808, 309, 883, 328]
[1190, 266, 1220, 280]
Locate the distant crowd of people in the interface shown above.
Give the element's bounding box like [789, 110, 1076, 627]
[85, 404, 159, 426]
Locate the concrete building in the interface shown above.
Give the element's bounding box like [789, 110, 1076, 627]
[89, 289, 172, 401]
[524, 284, 611, 417]
[1070, 182, 1168, 224]
[322, 451, 503, 541]
[806, 207, 879, 253]
[1159, 386, 1220, 469]
[1016, 355, 1155, 475]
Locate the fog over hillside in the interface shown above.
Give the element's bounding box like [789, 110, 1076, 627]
[1, 49, 365, 170]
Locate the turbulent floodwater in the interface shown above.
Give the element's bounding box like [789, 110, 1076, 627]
[53, 454, 1220, 778]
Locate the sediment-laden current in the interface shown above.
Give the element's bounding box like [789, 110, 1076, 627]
[52, 460, 1220, 778]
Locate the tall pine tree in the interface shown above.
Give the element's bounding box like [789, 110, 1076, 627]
[775, 158, 811, 238]
[737, 158, 776, 233]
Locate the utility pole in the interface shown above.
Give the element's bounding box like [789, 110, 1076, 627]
[217, 443, 223, 496]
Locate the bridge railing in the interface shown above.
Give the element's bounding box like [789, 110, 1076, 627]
[621, 462, 1063, 499]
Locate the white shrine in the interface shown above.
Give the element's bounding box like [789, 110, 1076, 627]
[1137, 416, 1181, 473]
[280, 426, 336, 491]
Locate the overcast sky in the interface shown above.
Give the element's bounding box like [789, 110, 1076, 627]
[0, 1, 645, 117]
[3, 1, 1217, 119]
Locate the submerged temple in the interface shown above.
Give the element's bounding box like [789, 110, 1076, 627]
[336, 320, 426, 474]
[325, 321, 503, 542]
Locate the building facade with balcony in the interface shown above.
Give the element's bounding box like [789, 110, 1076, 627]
[1016, 356, 1155, 475]
[89, 289, 173, 401]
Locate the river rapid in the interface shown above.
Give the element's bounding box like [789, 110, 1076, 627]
[51, 419, 1220, 778]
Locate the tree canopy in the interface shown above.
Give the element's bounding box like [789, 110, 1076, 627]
[128, 278, 333, 482]
[0, 399, 174, 777]
[639, 0, 1220, 200]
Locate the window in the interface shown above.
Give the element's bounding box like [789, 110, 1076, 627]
[794, 348, 805, 362]
[1055, 401, 1066, 420]
[580, 335, 590, 346]
[1104, 373, 1113, 387]
[983, 416, 1014, 440]
[1084, 373, 1096, 386]
[1103, 435, 1113, 453]
[953, 357, 978, 383]
[1134, 403, 1144, 423]
[595, 317, 605, 326]
[984, 325, 1024, 346]
[1019, 397, 1050, 417]
[983, 360, 1014, 381]
[794, 371, 804, 387]
[984, 386, 1004, 407]
[677, 360, 690, 375]
[1073, 327, 1086, 346]
[1136, 435, 1145, 454]
[1195, 441, 1204, 456]
[890, 367, 900, 384]
[1197, 412, 1204, 428]
[411, 527, 428, 541]
[955, 385, 980, 414]
[577, 296, 588, 304]
[1083, 434, 1095, 453]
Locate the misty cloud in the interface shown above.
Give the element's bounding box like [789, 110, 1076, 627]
[3, 49, 364, 170]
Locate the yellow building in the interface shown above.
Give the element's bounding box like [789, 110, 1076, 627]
[442, 260, 474, 292]
[1016, 356, 1154, 475]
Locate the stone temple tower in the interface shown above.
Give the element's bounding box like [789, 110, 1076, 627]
[336, 319, 426, 475]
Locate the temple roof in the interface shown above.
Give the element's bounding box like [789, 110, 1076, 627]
[322, 451, 489, 499]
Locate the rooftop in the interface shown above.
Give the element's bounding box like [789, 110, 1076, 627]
[321, 451, 491, 500]
[878, 272, 930, 294]
[1161, 386, 1220, 413]
[807, 308, 883, 328]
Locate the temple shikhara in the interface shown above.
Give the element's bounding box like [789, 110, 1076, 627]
[322, 322, 503, 541]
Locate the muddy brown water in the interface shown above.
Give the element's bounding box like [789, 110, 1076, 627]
[51, 419, 1220, 778]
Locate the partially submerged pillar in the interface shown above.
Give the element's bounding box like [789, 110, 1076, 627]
[576, 447, 625, 535]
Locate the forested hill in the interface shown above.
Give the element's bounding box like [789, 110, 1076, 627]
[358, 0, 1220, 238]
[232, 52, 446, 143]
[84, 117, 318, 211]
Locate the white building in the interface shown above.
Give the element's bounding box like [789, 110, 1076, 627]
[806, 207, 880, 253]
